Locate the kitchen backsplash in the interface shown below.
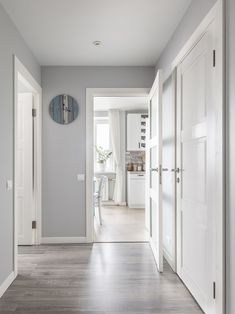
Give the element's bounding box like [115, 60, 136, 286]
[125, 151, 145, 165]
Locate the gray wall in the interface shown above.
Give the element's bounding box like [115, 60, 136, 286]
[41, 66, 155, 237]
[0, 4, 40, 286]
[156, 0, 217, 78]
[226, 0, 234, 313]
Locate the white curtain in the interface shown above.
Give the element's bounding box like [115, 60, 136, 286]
[109, 109, 124, 205]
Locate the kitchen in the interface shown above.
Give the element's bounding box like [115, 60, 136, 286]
[93, 97, 149, 242]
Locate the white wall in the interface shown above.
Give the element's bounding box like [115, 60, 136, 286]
[226, 0, 235, 312]
[0, 3, 40, 287]
[41, 66, 155, 238]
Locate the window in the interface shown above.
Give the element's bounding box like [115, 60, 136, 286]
[96, 123, 110, 150]
[94, 117, 113, 171]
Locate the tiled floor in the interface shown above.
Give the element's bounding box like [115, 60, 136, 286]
[94, 205, 148, 242]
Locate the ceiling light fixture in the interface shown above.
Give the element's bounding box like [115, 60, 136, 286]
[93, 40, 102, 46]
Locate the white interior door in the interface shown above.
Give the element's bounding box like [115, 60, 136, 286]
[147, 70, 163, 272]
[16, 93, 34, 245]
[176, 22, 216, 314]
[162, 74, 176, 271]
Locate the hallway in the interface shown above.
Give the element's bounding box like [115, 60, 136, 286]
[0, 243, 202, 313]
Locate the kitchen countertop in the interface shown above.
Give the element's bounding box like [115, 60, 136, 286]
[127, 171, 145, 174]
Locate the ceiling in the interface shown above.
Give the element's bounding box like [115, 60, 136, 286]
[94, 97, 148, 111]
[0, 0, 192, 66]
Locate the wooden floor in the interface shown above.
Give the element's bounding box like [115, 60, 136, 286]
[94, 205, 148, 242]
[0, 243, 203, 313]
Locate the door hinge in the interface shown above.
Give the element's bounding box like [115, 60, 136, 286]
[213, 281, 216, 299]
[32, 108, 37, 117]
[32, 220, 37, 229]
[213, 50, 216, 67]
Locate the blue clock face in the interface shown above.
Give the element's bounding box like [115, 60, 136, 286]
[49, 94, 79, 124]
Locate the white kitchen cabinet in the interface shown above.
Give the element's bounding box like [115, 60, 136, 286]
[127, 172, 145, 208]
[127, 113, 147, 151]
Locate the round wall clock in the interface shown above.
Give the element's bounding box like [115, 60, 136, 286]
[49, 94, 79, 124]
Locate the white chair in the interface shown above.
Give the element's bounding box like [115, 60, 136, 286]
[94, 176, 106, 225]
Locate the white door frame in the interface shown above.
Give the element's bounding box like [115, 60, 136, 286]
[14, 56, 42, 276]
[161, 70, 177, 272]
[172, 1, 225, 313]
[148, 70, 164, 272]
[86, 88, 149, 243]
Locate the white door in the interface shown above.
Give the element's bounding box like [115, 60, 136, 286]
[176, 22, 216, 313]
[16, 93, 34, 245]
[162, 74, 176, 271]
[147, 70, 163, 272]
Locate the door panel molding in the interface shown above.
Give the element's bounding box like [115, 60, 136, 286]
[173, 1, 224, 313]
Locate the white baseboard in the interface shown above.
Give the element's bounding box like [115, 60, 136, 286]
[0, 272, 15, 298]
[41, 237, 89, 244]
[128, 205, 144, 209]
[163, 247, 175, 271]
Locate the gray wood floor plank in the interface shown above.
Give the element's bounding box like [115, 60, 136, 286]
[0, 243, 203, 313]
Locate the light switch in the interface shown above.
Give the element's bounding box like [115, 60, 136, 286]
[77, 174, 85, 181]
[6, 180, 13, 191]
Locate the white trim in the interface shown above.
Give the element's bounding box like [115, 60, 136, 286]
[86, 88, 150, 243]
[42, 237, 89, 244]
[173, 1, 224, 313]
[0, 272, 15, 298]
[128, 205, 145, 209]
[14, 56, 42, 276]
[162, 69, 177, 273]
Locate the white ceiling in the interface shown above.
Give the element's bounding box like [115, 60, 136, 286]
[94, 97, 148, 111]
[0, 0, 192, 66]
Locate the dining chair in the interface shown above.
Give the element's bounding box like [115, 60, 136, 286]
[94, 175, 106, 225]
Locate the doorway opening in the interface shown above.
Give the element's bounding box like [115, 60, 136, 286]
[14, 56, 42, 276]
[86, 81, 175, 272]
[93, 96, 149, 242]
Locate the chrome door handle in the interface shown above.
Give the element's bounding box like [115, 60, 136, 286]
[162, 168, 168, 171]
[150, 168, 158, 172]
[171, 168, 180, 173]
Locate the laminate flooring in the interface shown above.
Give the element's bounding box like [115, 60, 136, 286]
[94, 206, 148, 242]
[0, 243, 203, 313]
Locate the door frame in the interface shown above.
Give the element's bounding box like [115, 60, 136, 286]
[172, 0, 225, 313]
[14, 56, 42, 276]
[148, 70, 164, 272]
[86, 88, 149, 243]
[161, 70, 177, 272]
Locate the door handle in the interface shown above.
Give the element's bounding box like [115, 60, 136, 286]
[162, 168, 168, 171]
[171, 168, 180, 173]
[150, 166, 162, 184]
[150, 168, 158, 172]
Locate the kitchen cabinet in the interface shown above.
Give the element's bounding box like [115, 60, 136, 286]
[127, 113, 148, 151]
[127, 172, 145, 208]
